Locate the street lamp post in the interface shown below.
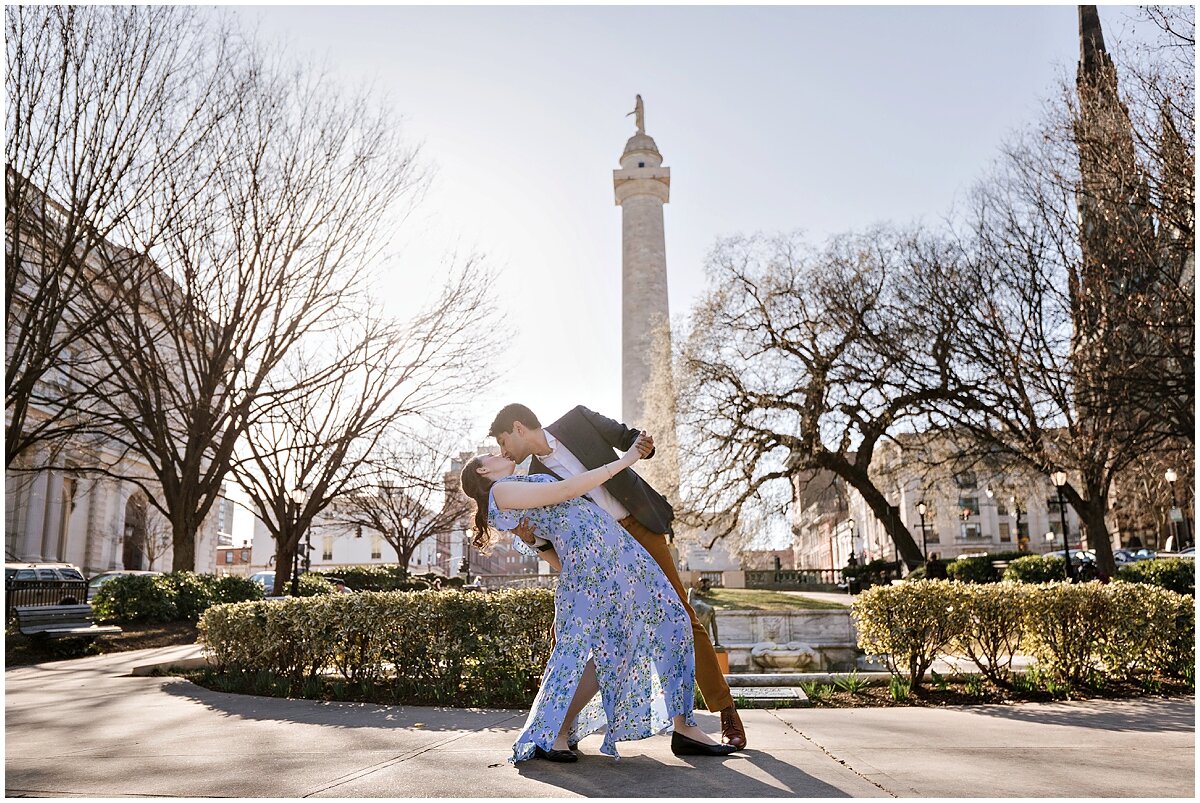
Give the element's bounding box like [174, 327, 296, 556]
[1165, 469, 1189, 550]
[289, 486, 307, 596]
[1010, 495, 1027, 551]
[917, 502, 928, 561]
[1051, 471, 1075, 582]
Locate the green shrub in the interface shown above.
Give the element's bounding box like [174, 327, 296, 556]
[211, 575, 264, 605]
[905, 565, 927, 581]
[1116, 558, 1195, 596]
[949, 581, 1031, 687]
[161, 572, 216, 621]
[92, 575, 178, 624]
[1021, 582, 1114, 686]
[851, 578, 1195, 692]
[946, 555, 995, 584]
[1003, 554, 1067, 584]
[199, 589, 556, 707]
[851, 580, 967, 690]
[298, 573, 336, 597]
[1094, 581, 1186, 680]
[309, 566, 456, 593]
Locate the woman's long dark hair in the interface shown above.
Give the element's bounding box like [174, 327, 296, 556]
[459, 456, 497, 550]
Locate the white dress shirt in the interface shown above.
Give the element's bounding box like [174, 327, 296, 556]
[535, 431, 631, 522]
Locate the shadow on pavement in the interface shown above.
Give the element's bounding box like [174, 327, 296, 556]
[158, 678, 527, 733]
[513, 749, 854, 798]
[960, 696, 1195, 733]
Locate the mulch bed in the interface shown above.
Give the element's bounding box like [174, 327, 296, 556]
[4, 620, 198, 668]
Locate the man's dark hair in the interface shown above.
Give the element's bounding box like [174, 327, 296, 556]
[489, 403, 541, 437]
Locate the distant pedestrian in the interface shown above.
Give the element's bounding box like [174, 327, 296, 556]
[925, 553, 948, 580]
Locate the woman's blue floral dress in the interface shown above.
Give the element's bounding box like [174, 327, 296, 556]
[489, 474, 696, 761]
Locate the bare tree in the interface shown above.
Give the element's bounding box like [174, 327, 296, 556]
[74, 28, 427, 571]
[932, 9, 1194, 575]
[5, 6, 224, 469]
[233, 271, 494, 595]
[671, 229, 973, 570]
[334, 432, 473, 580]
[138, 506, 175, 571]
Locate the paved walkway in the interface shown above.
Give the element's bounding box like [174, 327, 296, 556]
[5, 647, 1195, 798]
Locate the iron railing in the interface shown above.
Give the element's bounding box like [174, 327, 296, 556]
[5, 580, 89, 618]
[744, 568, 844, 590]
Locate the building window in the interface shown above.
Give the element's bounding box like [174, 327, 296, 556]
[958, 496, 980, 518]
[922, 523, 939, 545]
[954, 471, 977, 489]
[999, 522, 1011, 542]
[371, 538, 382, 560]
[996, 501, 1009, 517]
[1047, 496, 1066, 516]
[960, 522, 983, 539]
[224, 551, 233, 564]
[322, 537, 333, 561]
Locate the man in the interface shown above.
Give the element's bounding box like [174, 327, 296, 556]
[925, 553, 948, 580]
[488, 403, 747, 750]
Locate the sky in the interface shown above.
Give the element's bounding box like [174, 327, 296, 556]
[223, 2, 1155, 540]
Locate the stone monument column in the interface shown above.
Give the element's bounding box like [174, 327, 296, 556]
[613, 103, 671, 426]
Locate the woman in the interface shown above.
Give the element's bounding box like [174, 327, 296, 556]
[460, 434, 735, 762]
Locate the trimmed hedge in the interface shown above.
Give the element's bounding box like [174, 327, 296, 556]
[849, 580, 964, 689]
[852, 579, 1194, 690]
[92, 575, 178, 624]
[308, 566, 462, 592]
[1003, 554, 1068, 584]
[945, 551, 1028, 584]
[1116, 558, 1195, 597]
[199, 589, 554, 707]
[93, 572, 263, 624]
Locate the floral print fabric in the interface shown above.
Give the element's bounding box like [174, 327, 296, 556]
[489, 473, 696, 761]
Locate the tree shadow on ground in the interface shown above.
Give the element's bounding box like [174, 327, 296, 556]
[956, 696, 1195, 733]
[158, 677, 528, 733]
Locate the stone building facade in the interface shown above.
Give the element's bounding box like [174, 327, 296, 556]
[792, 435, 1084, 571]
[5, 180, 222, 575]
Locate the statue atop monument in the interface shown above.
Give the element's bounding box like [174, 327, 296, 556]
[626, 94, 645, 135]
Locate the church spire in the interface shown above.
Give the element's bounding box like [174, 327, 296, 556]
[1078, 5, 1110, 78]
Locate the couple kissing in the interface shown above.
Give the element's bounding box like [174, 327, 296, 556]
[459, 403, 747, 763]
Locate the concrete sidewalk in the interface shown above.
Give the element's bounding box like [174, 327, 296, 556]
[5, 647, 1195, 798]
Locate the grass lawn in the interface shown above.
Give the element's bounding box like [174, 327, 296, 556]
[702, 588, 849, 611]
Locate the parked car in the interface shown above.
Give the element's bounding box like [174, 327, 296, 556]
[1112, 548, 1138, 565]
[1132, 548, 1157, 561]
[86, 570, 162, 601]
[250, 571, 278, 594]
[1046, 549, 1092, 566]
[4, 561, 88, 609]
[1180, 546, 1195, 558]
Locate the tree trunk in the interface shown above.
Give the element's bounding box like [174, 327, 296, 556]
[170, 512, 198, 572]
[828, 458, 926, 570]
[273, 538, 300, 596]
[1061, 483, 1117, 578]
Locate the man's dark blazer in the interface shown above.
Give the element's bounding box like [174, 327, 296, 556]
[528, 405, 675, 535]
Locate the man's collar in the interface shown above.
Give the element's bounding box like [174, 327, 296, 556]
[535, 430, 557, 460]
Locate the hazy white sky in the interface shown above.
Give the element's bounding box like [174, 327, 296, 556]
[235, 3, 1146, 447]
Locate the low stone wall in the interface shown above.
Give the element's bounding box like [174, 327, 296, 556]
[715, 609, 860, 673]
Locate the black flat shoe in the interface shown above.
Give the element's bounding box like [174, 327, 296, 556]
[535, 745, 578, 763]
[671, 732, 739, 757]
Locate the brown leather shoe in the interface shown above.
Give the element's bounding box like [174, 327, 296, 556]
[719, 704, 747, 750]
